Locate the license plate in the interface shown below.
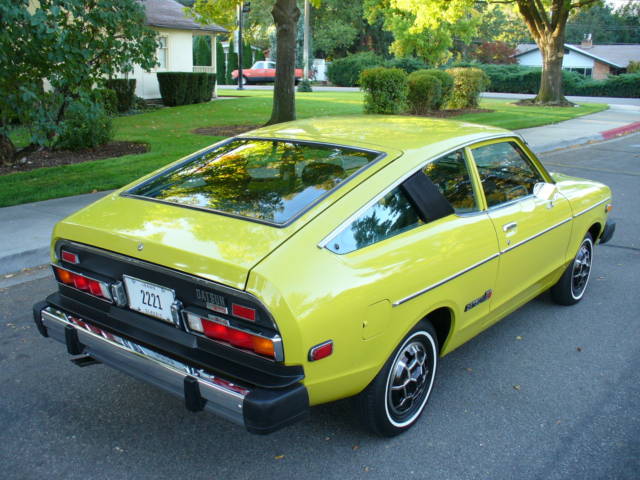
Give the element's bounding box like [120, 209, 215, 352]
[123, 275, 176, 324]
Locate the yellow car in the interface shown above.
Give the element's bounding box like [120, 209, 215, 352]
[33, 116, 615, 436]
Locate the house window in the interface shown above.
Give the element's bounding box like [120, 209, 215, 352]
[157, 36, 168, 69]
[563, 67, 592, 77]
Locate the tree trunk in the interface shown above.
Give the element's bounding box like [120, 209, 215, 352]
[535, 39, 571, 105]
[0, 133, 16, 166]
[267, 0, 300, 125]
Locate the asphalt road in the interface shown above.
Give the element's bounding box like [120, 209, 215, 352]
[1, 134, 639, 480]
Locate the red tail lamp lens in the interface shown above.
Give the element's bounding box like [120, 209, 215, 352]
[73, 275, 89, 290]
[228, 329, 253, 349]
[232, 304, 256, 322]
[203, 321, 229, 341]
[88, 280, 103, 296]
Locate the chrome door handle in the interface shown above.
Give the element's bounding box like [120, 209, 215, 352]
[503, 222, 518, 232]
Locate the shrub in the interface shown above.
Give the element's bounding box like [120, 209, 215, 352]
[384, 57, 429, 74]
[412, 69, 453, 109]
[407, 72, 442, 114]
[445, 67, 489, 109]
[297, 79, 313, 92]
[105, 78, 136, 113]
[327, 51, 384, 87]
[628, 61, 640, 74]
[156, 72, 216, 106]
[55, 98, 112, 150]
[91, 88, 118, 115]
[359, 67, 408, 114]
[569, 73, 640, 98]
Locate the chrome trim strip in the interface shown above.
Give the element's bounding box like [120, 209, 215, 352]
[317, 133, 517, 249]
[501, 217, 572, 254]
[40, 307, 248, 425]
[392, 216, 574, 307]
[57, 240, 280, 332]
[573, 197, 610, 218]
[392, 253, 500, 307]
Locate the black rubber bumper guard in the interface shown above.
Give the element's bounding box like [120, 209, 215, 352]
[33, 301, 308, 434]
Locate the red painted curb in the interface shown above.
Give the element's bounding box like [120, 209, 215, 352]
[601, 121, 640, 140]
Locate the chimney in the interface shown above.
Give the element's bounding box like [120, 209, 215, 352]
[581, 33, 593, 49]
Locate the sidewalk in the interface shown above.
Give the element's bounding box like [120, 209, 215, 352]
[1, 105, 639, 276]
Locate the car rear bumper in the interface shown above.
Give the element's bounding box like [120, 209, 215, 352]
[600, 220, 616, 244]
[33, 303, 308, 434]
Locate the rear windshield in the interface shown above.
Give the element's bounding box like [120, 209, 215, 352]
[128, 139, 381, 225]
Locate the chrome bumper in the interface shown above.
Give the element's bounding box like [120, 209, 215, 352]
[39, 306, 248, 426]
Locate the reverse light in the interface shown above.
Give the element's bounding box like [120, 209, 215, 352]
[53, 265, 113, 302]
[185, 311, 276, 359]
[308, 340, 333, 361]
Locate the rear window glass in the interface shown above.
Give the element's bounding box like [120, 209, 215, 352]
[129, 139, 381, 225]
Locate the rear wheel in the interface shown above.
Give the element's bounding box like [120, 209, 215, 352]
[241, 75, 249, 86]
[551, 233, 594, 305]
[355, 321, 438, 436]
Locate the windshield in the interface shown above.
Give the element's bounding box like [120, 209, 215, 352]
[128, 139, 381, 225]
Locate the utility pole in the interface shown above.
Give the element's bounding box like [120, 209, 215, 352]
[237, 3, 244, 90]
[303, 0, 310, 81]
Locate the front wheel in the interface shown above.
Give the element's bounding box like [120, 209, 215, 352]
[551, 233, 594, 305]
[355, 322, 439, 436]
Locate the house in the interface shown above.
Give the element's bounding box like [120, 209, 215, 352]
[131, 0, 228, 99]
[515, 35, 640, 80]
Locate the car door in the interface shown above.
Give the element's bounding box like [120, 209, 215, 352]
[467, 139, 573, 320]
[326, 148, 500, 351]
[264, 61, 276, 80]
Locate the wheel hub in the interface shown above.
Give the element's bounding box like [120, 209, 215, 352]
[388, 342, 429, 417]
[572, 241, 592, 297]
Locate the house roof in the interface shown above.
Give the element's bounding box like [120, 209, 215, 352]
[141, 0, 228, 34]
[515, 43, 640, 69]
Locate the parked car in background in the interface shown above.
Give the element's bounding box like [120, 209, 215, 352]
[231, 60, 303, 85]
[33, 116, 615, 436]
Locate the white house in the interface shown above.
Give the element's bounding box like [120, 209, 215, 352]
[132, 0, 228, 99]
[515, 35, 640, 80]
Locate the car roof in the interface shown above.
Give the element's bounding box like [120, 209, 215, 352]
[240, 115, 512, 155]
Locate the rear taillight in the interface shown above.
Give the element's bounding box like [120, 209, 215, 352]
[61, 250, 80, 264]
[185, 311, 276, 359]
[232, 303, 257, 322]
[53, 265, 112, 302]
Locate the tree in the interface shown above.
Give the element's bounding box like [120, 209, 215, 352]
[193, 0, 320, 125]
[363, 0, 480, 66]
[471, 42, 518, 64]
[385, 0, 602, 105]
[0, 0, 158, 164]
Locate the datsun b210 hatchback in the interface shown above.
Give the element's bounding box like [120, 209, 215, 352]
[33, 116, 615, 436]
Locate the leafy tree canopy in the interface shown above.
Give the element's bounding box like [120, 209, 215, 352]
[0, 0, 158, 162]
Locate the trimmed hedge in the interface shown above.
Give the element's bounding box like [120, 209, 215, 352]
[445, 68, 489, 109]
[384, 57, 429, 74]
[453, 63, 640, 98]
[360, 67, 408, 114]
[105, 78, 136, 113]
[327, 52, 384, 87]
[156, 72, 216, 107]
[407, 71, 442, 114]
[412, 69, 453, 109]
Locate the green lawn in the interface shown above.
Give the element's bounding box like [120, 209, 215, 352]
[1, 90, 606, 207]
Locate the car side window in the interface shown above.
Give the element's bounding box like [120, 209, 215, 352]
[423, 149, 478, 213]
[254, 62, 264, 69]
[327, 187, 424, 254]
[471, 141, 544, 208]
[267, 62, 276, 69]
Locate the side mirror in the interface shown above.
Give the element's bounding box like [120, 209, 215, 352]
[533, 182, 558, 201]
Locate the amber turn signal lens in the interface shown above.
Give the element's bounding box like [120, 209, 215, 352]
[55, 267, 74, 285]
[252, 337, 275, 357]
[606, 203, 613, 213]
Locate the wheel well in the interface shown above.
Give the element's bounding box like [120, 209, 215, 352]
[588, 223, 602, 241]
[424, 307, 452, 351]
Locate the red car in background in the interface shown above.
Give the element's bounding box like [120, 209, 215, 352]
[232, 61, 303, 85]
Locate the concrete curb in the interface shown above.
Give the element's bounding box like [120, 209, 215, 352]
[0, 247, 50, 277]
[601, 121, 640, 140]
